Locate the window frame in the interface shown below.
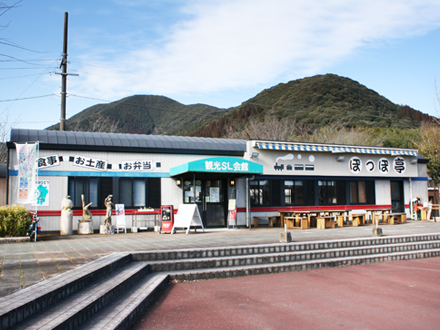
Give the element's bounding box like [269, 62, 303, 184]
[250, 180, 271, 206]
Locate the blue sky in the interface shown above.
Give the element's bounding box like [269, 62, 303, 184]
[1, 0, 440, 133]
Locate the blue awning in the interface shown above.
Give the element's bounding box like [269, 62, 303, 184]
[255, 142, 418, 156]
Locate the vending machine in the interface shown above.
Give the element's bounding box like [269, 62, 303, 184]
[160, 205, 174, 233]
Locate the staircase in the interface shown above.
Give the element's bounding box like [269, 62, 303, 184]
[1, 233, 440, 330]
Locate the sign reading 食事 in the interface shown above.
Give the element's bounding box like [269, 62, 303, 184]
[37, 155, 60, 168]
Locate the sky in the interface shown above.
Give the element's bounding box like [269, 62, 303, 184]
[1, 0, 440, 134]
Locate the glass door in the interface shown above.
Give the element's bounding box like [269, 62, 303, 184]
[391, 181, 404, 212]
[183, 179, 227, 228]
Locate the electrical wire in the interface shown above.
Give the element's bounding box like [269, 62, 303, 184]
[0, 94, 56, 102]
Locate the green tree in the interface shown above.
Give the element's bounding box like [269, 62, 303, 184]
[415, 122, 440, 184]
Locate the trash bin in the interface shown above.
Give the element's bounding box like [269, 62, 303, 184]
[160, 205, 174, 233]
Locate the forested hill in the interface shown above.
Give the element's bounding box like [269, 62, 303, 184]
[47, 74, 434, 137]
[46, 95, 230, 135]
[191, 74, 433, 137]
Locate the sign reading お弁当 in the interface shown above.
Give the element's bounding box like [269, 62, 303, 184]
[120, 160, 155, 171]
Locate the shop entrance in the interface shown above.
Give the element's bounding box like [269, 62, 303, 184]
[183, 178, 227, 228]
[391, 181, 404, 212]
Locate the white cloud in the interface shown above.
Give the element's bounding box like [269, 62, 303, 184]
[72, 0, 440, 104]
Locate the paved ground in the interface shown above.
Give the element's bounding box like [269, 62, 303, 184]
[132, 257, 440, 330]
[1, 220, 440, 298]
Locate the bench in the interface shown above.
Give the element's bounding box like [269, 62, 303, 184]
[284, 216, 310, 229]
[317, 216, 336, 229]
[253, 216, 281, 228]
[382, 213, 407, 225]
[337, 214, 365, 227]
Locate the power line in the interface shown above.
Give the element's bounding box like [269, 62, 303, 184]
[0, 94, 56, 102]
[0, 73, 45, 80]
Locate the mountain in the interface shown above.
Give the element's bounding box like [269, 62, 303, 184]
[47, 95, 230, 135]
[47, 74, 434, 137]
[190, 74, 434, 137]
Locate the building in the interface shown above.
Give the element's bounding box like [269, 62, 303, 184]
[6, 129, 428, 232]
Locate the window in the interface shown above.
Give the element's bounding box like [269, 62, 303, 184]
[119, 178, 158, 208]
[68, 177, 100, 208]
[250, 180, 270, 206]
[68, 177, 160, 209]
[318, 180, 337, 205]
[284, 180, 304, 205]
[350, 181, 367, 204]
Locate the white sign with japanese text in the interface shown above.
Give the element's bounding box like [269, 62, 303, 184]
[73, 155, 108, 171]
[204, 160, 249, 172]
[37, 155, 60, 168]
[120, 160, 155, 171]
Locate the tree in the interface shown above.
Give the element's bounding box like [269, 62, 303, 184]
[0, 1, 25, 60]
[225, 112, 311, 141]
[306, 125, 385, 146]
[68, 113, 120, 133]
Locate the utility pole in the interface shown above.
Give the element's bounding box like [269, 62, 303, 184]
[57, 12, 78, 131]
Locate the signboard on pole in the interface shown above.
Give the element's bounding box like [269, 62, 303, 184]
[172, 204, 205, 234]
[115, 204, 126, 233]
[34, 180, 50, 207]
[228, 199, 237, 227]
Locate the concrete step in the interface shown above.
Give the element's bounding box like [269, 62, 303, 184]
[10, 261, 150, 330]
[146, 241, 440, 272]
[0, 252, 132, 330]
[131, 233, 440, 262]
[168, 248, 440, 282]
[2, 233, 440, 330]
[76, 273, 168, 330]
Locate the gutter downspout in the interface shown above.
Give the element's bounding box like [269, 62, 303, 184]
[246, 177, 249, 228]
[5, 143, 9, 205]
[409, 178, 413, 219]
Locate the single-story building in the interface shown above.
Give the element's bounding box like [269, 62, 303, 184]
[6, 129, 428, 232]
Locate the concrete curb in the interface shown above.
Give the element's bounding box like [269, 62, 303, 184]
[0, 237, 29, 244]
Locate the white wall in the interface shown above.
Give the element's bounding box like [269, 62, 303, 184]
[375, 181, 391, 205]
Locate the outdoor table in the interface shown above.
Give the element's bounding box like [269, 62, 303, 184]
[382, 212, 407, 225]
[316, 210, 349, 228]
[365, 208, 392, 225]
[337, 213, 365, 227]
[280, 211, 312, 227]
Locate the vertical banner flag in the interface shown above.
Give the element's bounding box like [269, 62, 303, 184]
[16, 143, 38, 204]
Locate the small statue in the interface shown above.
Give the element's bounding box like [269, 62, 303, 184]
[103, 195, 114, 227]
[60, 195, 73, 235]
[81, 194, 93, 222]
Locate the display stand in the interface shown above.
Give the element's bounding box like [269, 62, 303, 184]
[115, 204, 126, 233]
[132, 208, 158, 232]
[172, 204, 205, 234]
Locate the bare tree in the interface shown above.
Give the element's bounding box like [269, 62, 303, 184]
[69, 113, 120, 133]
[225, 112, 311, 141]
[0, 1, 26, 59]
[306, 125, 385, 146]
